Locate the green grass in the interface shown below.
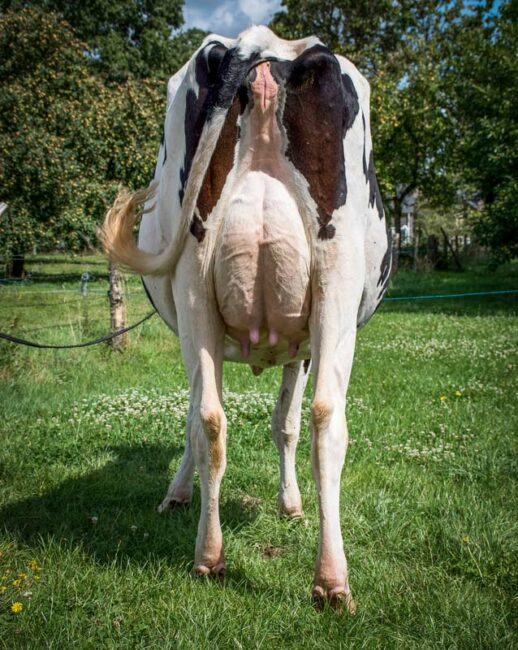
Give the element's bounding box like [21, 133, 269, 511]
[0, 258, 517, 648]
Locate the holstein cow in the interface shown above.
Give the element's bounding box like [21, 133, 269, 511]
[101, 26, 391, 611]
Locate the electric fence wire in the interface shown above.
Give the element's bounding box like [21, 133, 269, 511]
[0, 288, 515, 350]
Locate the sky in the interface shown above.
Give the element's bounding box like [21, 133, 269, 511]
[183, 0, 284, 38]
[181, 0, 504, 38]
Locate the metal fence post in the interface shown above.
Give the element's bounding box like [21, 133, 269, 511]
[80, 271, 90, 296]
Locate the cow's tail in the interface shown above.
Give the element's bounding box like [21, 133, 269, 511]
[100, 110, 228, 277]
[98, 182, 172, 276]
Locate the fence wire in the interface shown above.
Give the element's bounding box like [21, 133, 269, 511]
[1, 256, 516, 352]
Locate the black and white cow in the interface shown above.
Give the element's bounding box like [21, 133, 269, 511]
[101, 26, 391, 611]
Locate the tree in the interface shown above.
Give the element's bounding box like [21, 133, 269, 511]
[0, 9, 166, 273]
[0, 9, 95, 272]
[446, 0, 518, 264]
[0, 0, 194, 80]
[373, 32, 460, 239]
[0, 3, 207, 274]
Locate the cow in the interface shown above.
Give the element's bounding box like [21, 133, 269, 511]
[101, 25, 391, 612]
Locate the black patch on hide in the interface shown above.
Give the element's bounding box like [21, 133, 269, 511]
[367, 150, 384, 220]
[178, 42, 229, 205]
[208, 47, 260, 118]
[377, 238, 392, 300]
[162, 130, 167, 166]
[189, 214, 206, 242]
[271, 45, 348, 240]
[341, 73, 359, 131]
[362, 112, 368, 179]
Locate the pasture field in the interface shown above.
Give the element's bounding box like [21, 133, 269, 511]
[0, 258, 517, 649]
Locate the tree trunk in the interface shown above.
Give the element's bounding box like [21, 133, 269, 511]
[427, 235, 439, 269]
[391, 232, 400, 274]
[413, 224, 421, 271]
[440, 227, 462, 271]
[7, 254, 25, 278]
[393, 197, 402, 249]
[108, 261, 127, 351]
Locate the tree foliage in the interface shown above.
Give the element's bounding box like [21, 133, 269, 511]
[271, 0, 452, 72]
[0, 9, 165, 258]
[0, 0, 194, 80]
[0, 4, 206, 268]
[447, 0, 518, 263]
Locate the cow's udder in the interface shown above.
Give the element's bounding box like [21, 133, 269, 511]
[214, 170, 310, 364]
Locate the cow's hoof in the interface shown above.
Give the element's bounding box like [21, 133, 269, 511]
[195, 562, 226, 578]
[278, 494, 303, 519]
[312, 586, 356, 614]
[157, 494, 191, 513]
[279, 504, 304, 519]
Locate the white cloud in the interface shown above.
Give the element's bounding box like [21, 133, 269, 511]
[183, 0, 283, 37]
[183, 7, 210, 31]
[238, 0, 281, 24]
[213, 2, 238, 29]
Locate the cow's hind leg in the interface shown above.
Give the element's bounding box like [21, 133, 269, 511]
[174, 298, 227, 576]
[308, 252, 363, 613]
[189, 346, 227, 577]
[271, 361, 310, 517]
[158, 401, 195, 511]
[310, 325, 357, 613]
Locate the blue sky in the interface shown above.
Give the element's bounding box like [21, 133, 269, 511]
[181, 1, 504, 38]
[183, 0, 284, 37]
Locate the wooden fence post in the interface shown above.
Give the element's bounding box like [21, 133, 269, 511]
[108, 261, 127, 351]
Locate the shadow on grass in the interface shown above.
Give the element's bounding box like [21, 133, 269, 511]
[0, 443, 260, 576]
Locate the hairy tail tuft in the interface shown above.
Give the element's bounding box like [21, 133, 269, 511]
[98, 183, 171, 276]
